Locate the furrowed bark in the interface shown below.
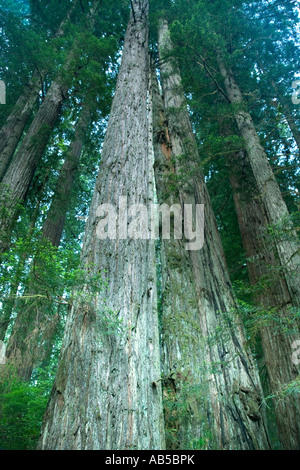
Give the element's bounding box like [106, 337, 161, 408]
[158, 19, 271, 450]
[150, 66, 210, 449]
[228, 149, 300, 450]
[37, 1, 165, 450]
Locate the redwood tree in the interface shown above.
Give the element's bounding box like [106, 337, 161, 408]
[156, 19, 271, 450]
[38, 0, 165, 450]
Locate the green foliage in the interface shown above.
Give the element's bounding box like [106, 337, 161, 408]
[265, 376, 300, 407]
[1, 234, 112, 322]
[0, 363, 55, 450]
[163, 373, 214, 450]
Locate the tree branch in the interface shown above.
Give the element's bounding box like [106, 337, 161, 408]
[79, 0, 85, 13]
[187, 45, 231, 103]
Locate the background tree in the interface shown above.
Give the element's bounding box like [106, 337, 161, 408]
[162, 0, 300, 449]
[155, 17, 270, 450]
[0, 0, 82, 181]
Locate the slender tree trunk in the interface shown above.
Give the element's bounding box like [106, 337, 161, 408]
[150, 66, 210, 449]
[256, 60, 300, 154]
[37, 1, 165, 450]
[0, 1, 101, 254]
[5, 106, 90, 381]
[0, 76, 41, 182]
[0, 173, 48, 342]
[217, 62, 300, 446]
[217, 56, 300, 311]
[158, 20, 271, 450]
[0, 1, 79, 181]
[228, 149, 300, 449]
[42, 105, 90, 246]
[269, 79, 300, 154]
[0, 79, 69, 253]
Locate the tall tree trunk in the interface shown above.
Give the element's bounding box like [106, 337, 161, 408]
[0, 172, 49, 342]
[150, 66, 210, 449]
[41, 105, 90, 246]
[0, 0, 101, 254]
[218, 51, 300, 448]
[5, 106, 90, 381]
[269, 79, 300, 154]
[37, 1, 165, 450]
[0, 0, 79, 181]
[0, 78, 69, 254]
[0, 76, 42, 182]
[256, 60, 300, 154]
[217, 56, 300, 311]
[228, 148, 300, 449]
[218, 61, 300, 447]
[158, 19, 271, 450]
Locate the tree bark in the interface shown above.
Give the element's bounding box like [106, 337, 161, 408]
[37, 1, 165, 450]
[217, 53, 300, 448]
[0, 0, 102, 254]
[150, 66, 210, 449]
[0, 76, 42, 182]
[158, 19, 271, 450]
[0, 175, 48, 342]
[228, 149, 300, 449]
